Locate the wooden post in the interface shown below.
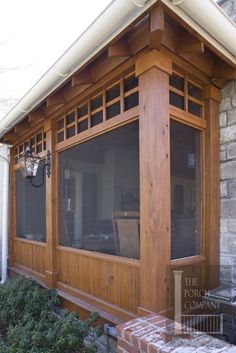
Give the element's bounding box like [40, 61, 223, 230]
[44, 120, 58, 288]
[136, 50, 172, 314]
[203, 85, 220, 289]
[9, 150, 16, 268]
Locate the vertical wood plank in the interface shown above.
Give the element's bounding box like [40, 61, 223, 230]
[137, 51, 172, 312]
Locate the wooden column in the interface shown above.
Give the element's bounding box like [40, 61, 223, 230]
[44, 120, 57, 288]
[203, 85, 220, 289]
[9, 150, 16, 267]
[136, 50, 172, 314]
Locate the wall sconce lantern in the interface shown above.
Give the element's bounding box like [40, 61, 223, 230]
[18, 147, 51, 188]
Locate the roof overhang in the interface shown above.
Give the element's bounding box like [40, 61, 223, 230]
[0, 0, 235, 140]
[0, 0, 157, 140]
[162, 0, 236, 65]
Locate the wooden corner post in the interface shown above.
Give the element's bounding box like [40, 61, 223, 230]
[136, 50, 172, 314]
[9, 151, 16, 268]
[44, 120, 58, 288]
[203, 85, 220, 289]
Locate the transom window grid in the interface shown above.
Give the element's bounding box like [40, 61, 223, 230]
[169, 72, 203, 119]
[56, 71, 139, 144]
[14, 130, 46, 164]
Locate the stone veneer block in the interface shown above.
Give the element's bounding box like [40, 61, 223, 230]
[228, 219, 236, 233]
[229, 180, 236, 197]
[221, 160, 236, 179]
[232, 96, 236, 107]
[117, 314, 236, 353]
[221, 181, 228, 198]
[221, 199, 236, 218]
[227, 142, 236, 159]
[220, 97, 231, 112]
[220, 112, 227, 127]
[220, 233, 234, 253]
[228, 109, 236, 125]
[220, 125, 236, 144]
[221, 218, 228, 233]
[221, 150, 227, 162]
[221, 81, 236, 98]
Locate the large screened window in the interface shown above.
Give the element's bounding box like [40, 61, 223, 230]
[170, 120, 201, 260]
[16, 162, 46, 242]
[59, 121, 140, 259]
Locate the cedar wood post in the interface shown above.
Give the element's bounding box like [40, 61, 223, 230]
[9, 151, 15, 267]
[203, 85, 220, 289]
[135, 50, 172, 313]
[44, 120, 58, 287]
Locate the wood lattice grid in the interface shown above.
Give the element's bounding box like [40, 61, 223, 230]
[14, 130, 46, 164]
[56, 70, 139, 144]
[169, 71, 203, 119]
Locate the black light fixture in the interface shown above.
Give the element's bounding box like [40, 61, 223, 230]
[18, 147, 51, 188]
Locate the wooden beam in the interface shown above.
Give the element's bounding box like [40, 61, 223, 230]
[28, 109, 45, 122]
[149, 5, 164, 49]
[135, 49, 172, 77]
[90, 51, 127, 82]
[213, 60, 236, 80]
[127, 17, 213, 78]
[64, 86, 86, 102]
[203, 85, 220, 102]
[0, 139, 11, 144]
[47, 93, 65, 107]
[2, 130, 17, 142]
[108, 37, 131, 58]
[210, 79, 227, 89]
[14, 118, 30, 133]
[176, 34, 204, 54]
[71, 67, 94, 87]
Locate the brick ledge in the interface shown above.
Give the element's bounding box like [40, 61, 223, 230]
[117, 314, 236, 353]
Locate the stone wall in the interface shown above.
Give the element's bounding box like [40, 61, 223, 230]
[218, 0, 236, 284]
[220, 82, 236, 283]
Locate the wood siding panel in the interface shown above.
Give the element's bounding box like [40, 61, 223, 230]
[14, 239, 46, 275]
[56, 248, 140, 313]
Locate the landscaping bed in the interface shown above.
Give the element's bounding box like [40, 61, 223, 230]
[0, 277, 100, 353]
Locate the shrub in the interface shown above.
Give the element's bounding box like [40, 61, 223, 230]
[0, 278, 100, 353]
[0, 278, 59, 328]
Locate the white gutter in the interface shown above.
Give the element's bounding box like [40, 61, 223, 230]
[165, 0, 236, 61]
[0, 0, 157, 139]
[0, 149, 10, 284]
